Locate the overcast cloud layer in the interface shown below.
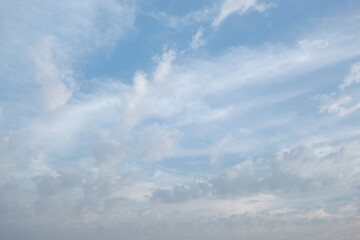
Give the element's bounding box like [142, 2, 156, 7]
[1, 0, 360, 239]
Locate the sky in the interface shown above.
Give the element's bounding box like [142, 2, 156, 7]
[1, 0, 360, 239]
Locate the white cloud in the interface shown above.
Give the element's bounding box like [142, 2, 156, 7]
[212, 0, 272, 28]
[123, 71, 150, 129]
[32, 36, 75, 111]
[148, 0, 273, 29]
[148, 8, 214, 28]
[136, 123, 180, 162]
[341, 62, 360, 88]
[318, 62, 360, 116]
[17, 14, 360, 170]
[0, 0, 135, 112]
[298, 39, 330, 50]
[318, 95, 352, 115]
[190, 27, 207, 49]
[153, 50, 176, 83]
[124, 28, 360, 132]
[210, 132, 237, 167]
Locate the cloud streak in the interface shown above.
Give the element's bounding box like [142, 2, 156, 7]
[212, 0, 273, 28]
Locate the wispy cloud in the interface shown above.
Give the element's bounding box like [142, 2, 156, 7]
[212, 0, 273, 28]
[146, 7, 214, 28]
[190, 27, 207, 49]
[318, 61, 360, 116]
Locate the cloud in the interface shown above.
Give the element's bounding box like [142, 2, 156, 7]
[2, 2, 360, 239]
[118, 20, 360, 134]
[298, 39, 330, 50]
[190, 27, 207, 49]
[151, 140, 360, 203]
[318, 95, 353, 115]
[135, 123, 180, 162]
[92, 131, 128, 166]
[147, 8, 214, 28]
[0, 0, 135, 112]
[31, 36, 75, 111]
[153, 50, 176, 83]
[341, 62, 360, 88]
[123, 71, 150, 129]
[151, 181, 212, 203]
[212, 0, 273, 28]
[3, 11, 359, 175]
[210, 128, 255, 167]
[318, 62, 360, 116]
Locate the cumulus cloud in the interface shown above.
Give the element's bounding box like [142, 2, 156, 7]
[151, 140, 360, 203]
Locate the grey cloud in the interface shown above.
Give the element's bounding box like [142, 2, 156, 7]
[151, 142, 358, 203]
[151, 181, 211, 203]
[151, 168, 331, 203]
[34, 170, 82, 196]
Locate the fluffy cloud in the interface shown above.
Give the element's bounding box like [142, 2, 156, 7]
[2, 140, 360, 240]
[151, 140, 360, 202]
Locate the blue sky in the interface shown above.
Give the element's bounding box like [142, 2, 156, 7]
[1, 0, 360, 239]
